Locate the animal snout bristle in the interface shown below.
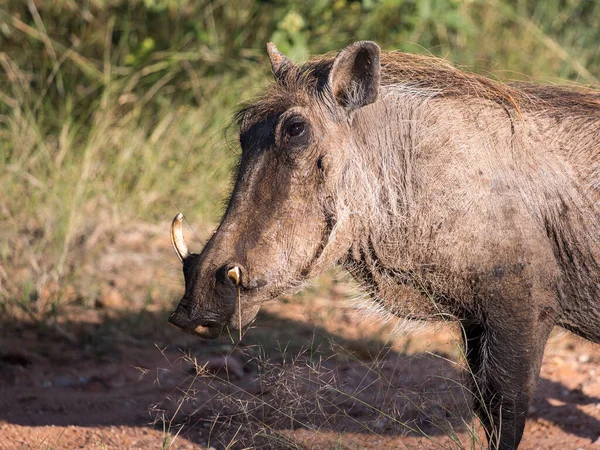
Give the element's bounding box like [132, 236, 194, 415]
[227, 266, 241, 286]
[170, 213, 190, 262]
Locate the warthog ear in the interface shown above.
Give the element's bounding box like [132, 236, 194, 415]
[329, 41, 381, 112]
[267, 42, 295, 81]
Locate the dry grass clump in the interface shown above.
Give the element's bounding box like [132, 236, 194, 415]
[151, 332, 484, 449]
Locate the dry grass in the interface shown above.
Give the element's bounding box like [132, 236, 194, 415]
[149, 328, 487, 449]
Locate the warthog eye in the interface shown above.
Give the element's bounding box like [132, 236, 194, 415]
[286, 121, 306, 138]
[277, 114, 310, 150]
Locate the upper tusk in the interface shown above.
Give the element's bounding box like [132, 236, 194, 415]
[171, 213, 189, 262]
[227, 266, 240, 286]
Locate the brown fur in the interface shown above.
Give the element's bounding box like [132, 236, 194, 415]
[171, 42, 600, 449]
[237, 51, 600, 130]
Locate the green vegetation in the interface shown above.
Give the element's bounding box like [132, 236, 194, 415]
[0, 0, 598, 313]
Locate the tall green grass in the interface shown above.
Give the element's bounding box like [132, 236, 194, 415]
[0, 0, 598, 313]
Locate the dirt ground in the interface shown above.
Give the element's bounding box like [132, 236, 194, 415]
[2, 222, 600, 449]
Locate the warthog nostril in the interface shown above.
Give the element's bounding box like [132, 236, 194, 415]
[227, 266, 241, 286]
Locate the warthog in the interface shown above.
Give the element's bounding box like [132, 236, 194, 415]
[168, 41, 600, 449]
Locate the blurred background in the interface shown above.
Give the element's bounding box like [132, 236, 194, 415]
[1, 1, 599, 449]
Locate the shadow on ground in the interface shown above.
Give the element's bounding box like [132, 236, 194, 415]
[1, 307, 599, 448]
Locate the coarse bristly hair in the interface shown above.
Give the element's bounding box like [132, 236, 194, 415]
[235, 48, 600, 331]
[174, 45, 600, 449]
[236, 50, 600, 131]
[236, 51, 600, 280]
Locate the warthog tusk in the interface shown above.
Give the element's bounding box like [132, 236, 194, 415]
[227, 266, 241, 286]
[171, 213, 189, 262]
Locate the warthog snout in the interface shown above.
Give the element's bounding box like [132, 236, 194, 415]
[167, 306, 225, 339]
[168, 214, 242, 338]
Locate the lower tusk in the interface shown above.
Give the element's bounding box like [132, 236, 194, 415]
[194, 324, 210, 335]
[171, 213, 190, 262]
[227, 266, 241, 286]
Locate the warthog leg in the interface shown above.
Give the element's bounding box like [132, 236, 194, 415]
[461, 306, 555, 449]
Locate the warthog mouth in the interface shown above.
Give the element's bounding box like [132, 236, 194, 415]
[167, 310, 226, 339]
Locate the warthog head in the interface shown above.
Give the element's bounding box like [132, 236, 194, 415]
[168, 41, 382, 338]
